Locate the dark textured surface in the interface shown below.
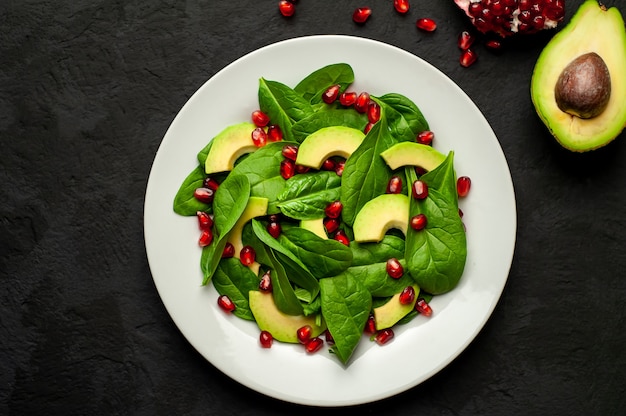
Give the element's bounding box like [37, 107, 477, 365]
[2, 1, 626, 415]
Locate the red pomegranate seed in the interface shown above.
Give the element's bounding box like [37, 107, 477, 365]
[415, 298, 433, 317]
[267, 221, 281, 238]
[339, 91, 357, 107]
[394, 0, 410, 14]
[416, 17, 437, 32]
[386, 258, 404, 279]
[203, 177, 220, 192]
[323, 217, 340, 234]
[259, 330, 273, 348]
[240, 245, 256, 266]
[375, 328, 394, 345]
[251, 127, 267, 147]
[295, 164, 310, 174]
[217, 294, 236, 313]
[416, 130, 434, 145]
[321, 158, 336, 171]
[259, 270, 272, 292]
[364, 122, 375, 134]
[198, 229, 213, 247]
[322, 84, 341, 104]
[399, 286, 416, 305]
[457, 176, 472, 197]
[460, 49, 478, 68]
[193, 187, 214, 204]
[305, 337, 324, 353]
[354, 92, 370, 113]
[411, 180, 428, 200]
[281, 144, 298, 161]
[367, 101, 381, 123]
[325, 201, 343, 219]
[197, 211, 213, 230]
[364, 314, 376, 334]
[251, 110, 270, 127]
[222, 242, 235, 258]
[324, 329, 335, 345]
[410, 213, 428, 230]
[280, 159, 296, 179]
[459, 208, 464, 218]
[267, 124, 283, 142]
[457, 30, 475, 50]
[485, 39, 503, 50]
[386, 175, 403, 194]
[334, 160, 345, 176]
[278, 0, 295, 17]
[296, 325, 312, 344]
[334, 229, 350, 246]
[415, 166, 427, 177]
[352, 7, 372, 24]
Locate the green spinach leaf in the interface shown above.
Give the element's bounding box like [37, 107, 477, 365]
[173, 165, 211, 216]
[212, 257, 258, 321]
[212, 174, 251, 236]
[374, 93, 429, 141]
[349, 235, 405, 266]
[277, 171, 341, 220]
[291, 109, 368, 142]
[294, 63, 354, 104]
[336, 260, 414, 297]
[259, 78, 314, 142]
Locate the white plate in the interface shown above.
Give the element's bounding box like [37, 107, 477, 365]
[144, 35, 517, 407]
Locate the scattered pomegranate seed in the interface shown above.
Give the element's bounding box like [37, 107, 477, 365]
[394, 0, 410, 14]
[457, 31, 475, 50]
[386, 258, 404, 279]
[322, 84, 341, 104]
[367, 101, 381, 123]
[399, 286, 416, 305]
[295, 164, 310, 174]
[375, 328, 394, 345]
[364, 314, 376, 334]
[325, 201, 343, 219]
[321, 158, 336, 171]
[323, 217, 340, 234]
[222, 242, 235, 258]
[281, 144, 298, 161]
[415, 298, 433, 317]
[251, 110, 270, 127]
[267, 124, 283, 141]
[202, 177, 220, 192]
[324, 329, 335, 345]
[198, 229, 213, 247]
[352, 7, 372, 24]
[305, 337, 324, 353]
[334, 160, 345, 176]
[415, 166, 427, 176]
[260, 330, 273, 348]
[280, 159, 296, 179]
[354, 92, 371, 113]
[278, 0, 295, 17]
[457, 176, 472, 197]
[193, 187, 215, 204]
[485, 39, 503, 50]
[259, 270, 272, 292]
[334, 229, 350, 246]
[217, 294, 236, 313]
[251, 127, 267, 147]
[386, 175, 403, 194]
[410, 213, 428, 230]
[459, 208, 464, 218]
[267, 221, 281, 238]
[416, 17, 437, 32]
[411, 180, 428, 200]
[339, 91, 357, 107]
[416, 130, 434, 145]
[460, 48, 478, 68]
[364, 122, 375, 134]
[196, 211, 213, 230]
[297, 325, 312, 344]
[240, 245, 256, 266]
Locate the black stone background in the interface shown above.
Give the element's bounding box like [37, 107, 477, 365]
[2, 1, 626, 415]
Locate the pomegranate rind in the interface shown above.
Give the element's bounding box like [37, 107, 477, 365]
[373, 284, 420, 330]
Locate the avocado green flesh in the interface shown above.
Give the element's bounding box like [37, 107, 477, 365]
[374, 284, 420, 330]
[299, 218, 327, 239]
[295, 126, 365, 169]
[380, 142, 446, 171]
[353, 194, 409, 243]
[205, 122, 257, 174]
[227, 196, 268, 275]
[531, 0, 626, 151]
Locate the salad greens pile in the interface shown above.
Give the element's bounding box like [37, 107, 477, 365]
[173, 63, 467, 365]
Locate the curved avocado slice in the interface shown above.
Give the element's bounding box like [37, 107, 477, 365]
[205, 122, 257, 174]
[249, 290, 326, 343]
[373, 284, 420, 330]
[299, 218, 327, 239]
[531, 0, 626, 151]
[380, 142, 446, 172]
[353, 193, 409, 243]
[295, 126, 365, 169]
[227, 196, 268, 275]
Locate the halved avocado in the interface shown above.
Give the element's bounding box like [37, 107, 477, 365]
[205, 122, 257, 174]
[531, 0, 626, 151]
[295, 126, 365, 169]
[353, 194, 409, 243]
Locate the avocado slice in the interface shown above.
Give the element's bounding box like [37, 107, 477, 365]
[295, 126, 365, 169]
[249, 290, 326, 343]
[205, 122, 257, 174]
[299, 218, 327, 239]
[353, 194, 409, 243]
[373, 284, 420, 330]
[531, 0, 626, 151]
[227, 196, 268, 275]
[380, 142, 446, 171]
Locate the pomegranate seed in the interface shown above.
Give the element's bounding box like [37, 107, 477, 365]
[295, 164, 310, 174]
[280, 159, 296, 179]
[459, 208, 464, 218]
[394, 0, 410, 14]
[364, 122, 375, 134]
[251, 110, 270, 127]
[267, 221, 281, 238]
[352, 7, 372, 24]
[415, 166, 427, 176]
[324, 329, 335, 345]
[198, 229, 213, 247]
[203, 177, 220, 192]
[194, 187, 214, 204]
[457, 176, 472, 197]
[457, 31, 475, 50]
[281, 144, 298, 161]
[251, 127, 267, 147]
[240, 245, 256, 266]
[386, 258, 404, 279]
[364, 314, 376, 334]
[411, 180, 428, 200]
[375, 328, 394, 345]
[325, 201, 343, 219]
[260, 330, 273, 348]
[321, 158, 336, 171]
[399, 286, 416, 305]
[386, 175, 402, 194]
[267, 124, 283, 142]
[222, 242, 235, 258]
[339, 91, 357, 107]
[259, 270, 272, 292]
[416, 17, 437, 32]
[322, 84, 341, 104]
[305, 337, 324, 353]
[296, 325, 312, 344]
[354, 92, 370, 113]
[410, 213, 428, 230]
[334, 229, 350, 246]
[415, 298, 433, 317]
[460, 49, 478, 68]
[367, 101, 381, 123]
[217, 294, 236, 313]
[278, 0, 295, 17]
[485, 39, 503, 50]
[323, 217, 340, 234]
[197, 211, 213, 230]
[334, 160, 345, 176]
[416, 130, 434, 145]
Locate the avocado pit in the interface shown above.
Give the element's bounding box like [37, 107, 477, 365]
[554, 52, 611, 119]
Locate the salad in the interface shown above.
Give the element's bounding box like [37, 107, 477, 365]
[172, 63, 469, 365]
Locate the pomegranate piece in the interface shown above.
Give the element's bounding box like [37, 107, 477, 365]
[460, 48, 478, 68]
[352, 7, 372, 24]
[267, 221, 282, 238]
[202, 177, 220, 192]
[324, 329, 335, 345]
[415, 298, 433, 317]
[323, 217, 340, 234]
[416, 130, 434, 145]
[375, 328, 394, 345]
[251, 110, 270, 127]
[217, 294, 236, 313]
[339, 91, 357, 107]
[193, 187, 214, 204]
[334, 229, 350, 246]
[278, 0, 295, 17]
[297, 325, 312, 344]
[411, 180, 428, 200]
[281, 144, 298, 161]
[322, 84, 341, 104]
[321, 158, 336, 171]
[267, 124, 283, 142]
[280, 159, 296, 179]
[399, 286, 416, 305]
[325, 201, 343, 219]
[259, 270, 272, 292]
[457, 176, 472, 197]
[260, 330, 273, 348]
[334, 160, 345, 176]
[304, 337, 324, 353]
[240, 245, 256, 266]
[386, 258, 404, 279]
[416, 17, 437, 32]
[364, 314, 376, 334]
[363, 122, 374, 134]
[251, 127, 267, 147]
[196, 211, 213, 230]
[222, 242, 235, 258]
[457, 30, 475, 50]
[367, 101, 381, 124]
[394, 0, 410, 14]
[386, 175, 403, 194]
[410, 213, 428, 231]
[295, 164, 310, 174]
[485, 38, 503, 50]
[198, 229, 213, 247]
[354, 92, 371, 113]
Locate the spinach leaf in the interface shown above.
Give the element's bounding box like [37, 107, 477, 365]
[320, 274, 371, 365]
[374, 93, 429, 142]
[197, 139, 213, 166]
[200, 238, 228, 285]
[264, 245, 304, 316]
[259, 78, 314, 142]
[336, 260, 414, 297]
[291, 109, 368, 142]
[294, 63, 354, 104]
[405, 153, 467, 294]
[277, 171, 341, 220]
[212, 174, 251, 236]
[212, 257, 258, 321]
[173, 165, 211, 216]
[349, 235, 405, 266]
